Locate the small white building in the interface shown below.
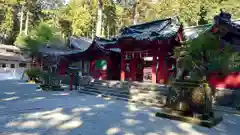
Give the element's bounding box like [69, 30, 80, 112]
[0, 44, 31, 69]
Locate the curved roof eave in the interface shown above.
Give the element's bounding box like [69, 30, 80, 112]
[69, 36, 93, 51]
[118, 18, 180, 43]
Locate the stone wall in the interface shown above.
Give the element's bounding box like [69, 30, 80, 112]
[214, 89, 240, 109]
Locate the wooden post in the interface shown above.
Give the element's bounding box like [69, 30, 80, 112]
[69, 73, 73, 91]
[90, 60, 95, 76]
[75, 73, 79, 90]
[121, 53, 125, 81]
[157, 55, 167, 84]
[107, 57, 112, 80]
[152, 55, 157, 84]
[131, 57, 136, 81]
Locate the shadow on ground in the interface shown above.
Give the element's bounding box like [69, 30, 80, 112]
[1, 80, 240, 135]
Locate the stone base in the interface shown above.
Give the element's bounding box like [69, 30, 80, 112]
[38, 85, 64, 91]
[155, 108, 223, 128]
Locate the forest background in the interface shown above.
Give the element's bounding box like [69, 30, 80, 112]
[0, 0, 239, 46]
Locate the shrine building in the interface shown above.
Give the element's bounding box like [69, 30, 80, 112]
[51, 17, 183, 84]
[39, 12, 240, 89]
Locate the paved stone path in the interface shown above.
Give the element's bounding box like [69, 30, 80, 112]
[1, 80, 240, 135]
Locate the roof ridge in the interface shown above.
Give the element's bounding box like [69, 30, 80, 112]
[71, 36, 92, 43]
[94, 36, 116, 42]
[184, 19, 240, 30]
[125, 18, 172, 29]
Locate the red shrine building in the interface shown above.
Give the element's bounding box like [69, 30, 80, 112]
[104, 18, 183, 84]
[40, 12, 240, 89]
[53, 17, 183, 84]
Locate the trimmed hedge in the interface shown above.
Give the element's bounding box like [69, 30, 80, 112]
[40, 84, 64, 91]
[25, 68, 43, 82]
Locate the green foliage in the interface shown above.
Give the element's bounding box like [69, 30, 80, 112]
[15, 22, 55, 55]
[0, 0, 63, 44]
[174, 32, 240, 80]
[0, 5, 14, 43]
[31, 22, 54, 43]
[25, 68, 42, 81]
[219, 0, 240, 19]
[1, 0, 240, 44]
[0, 7, 13, 35]
[14, 33, 28, 47]
[59, 0, 93, 37]
[103, 0, 118, 37]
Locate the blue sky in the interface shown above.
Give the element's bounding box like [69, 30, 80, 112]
[64, 0, 69, 4]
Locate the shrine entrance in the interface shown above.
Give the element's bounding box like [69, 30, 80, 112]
[143, 57, 153, 82]
[101, 17, 184, 84]
[121, 50, 170, 84]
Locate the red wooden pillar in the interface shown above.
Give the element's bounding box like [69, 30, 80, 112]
[157, 55, 168, 84]
[131, 57, 137, 81]
[121, 53, 125, 81]
[89, 60, 92, 75]
[69, 73, 73, 91]
[107, 57, 111, 80]
[152, 55, 157, 84]
[90, 60, 95, 76]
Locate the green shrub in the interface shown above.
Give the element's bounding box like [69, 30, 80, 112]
[25, 68, 43, 81]
[174, 32, 240, 81]
[40, 84, 64, 91]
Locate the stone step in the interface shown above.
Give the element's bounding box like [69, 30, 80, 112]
[84, 88, 168, 100]
[85, 88, 162, 101]
[84, 85, 130, 94]
[78, 89, 165, 108]
[82, 88, 129, 99]
[91, 82, 167, 90]
[83, 80, 168, 106]
[84, 85, 167, 97]
[90, 83, 168, 92]
[84, 85, 168, 95]
[81, 87, 167, 104]
[91, 80, 168, 91]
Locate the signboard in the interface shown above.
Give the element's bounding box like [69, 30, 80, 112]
[95, 60, 107, 70]
[143, 67, 152, 81]
[78, 71, 82, 76]
[229, 62, 240, 71]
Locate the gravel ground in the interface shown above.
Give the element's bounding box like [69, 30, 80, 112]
[0, 80, 240, 135]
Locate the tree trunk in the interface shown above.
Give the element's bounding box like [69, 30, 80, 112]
[96, 0, 103, 37]
[67, 31, 72, 48]
[108, 24, 110, 38]
[102, 18, 105, 37]
[92, 29, 94, 40]
[24, 11, 29, 35]
[19, 5, 24, 34]
[10, 5, 20, 44]
[132, 3, 138, 25]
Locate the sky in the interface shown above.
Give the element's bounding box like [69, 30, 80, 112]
[64, 0, 69, 4]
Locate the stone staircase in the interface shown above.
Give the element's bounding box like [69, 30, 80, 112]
[79, 80, 169, 107]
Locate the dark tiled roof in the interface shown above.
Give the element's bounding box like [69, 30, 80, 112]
[94, 36, 117, 46]
[70, 36, 92, 51]
[214, 12, 240, 35]
[213, 12, 240, 48]
[119, 18, 181, 41]
[121, 18, 172, 34]
[183, 18, 240, 41]
[94, 36, 120, 52]
[183, 24, 212, 40]
[182, 12, 240, 52]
